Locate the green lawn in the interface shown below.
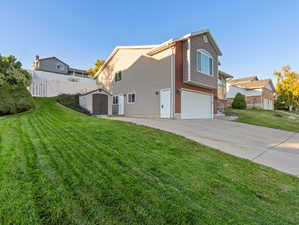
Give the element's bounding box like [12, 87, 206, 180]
[231, 109, 299, 133]
[1, 98, 299, 225]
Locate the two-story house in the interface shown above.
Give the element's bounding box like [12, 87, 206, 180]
[33, 55, 90, 78]
[82, 30, 231, 118]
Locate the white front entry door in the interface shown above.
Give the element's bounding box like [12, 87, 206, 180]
[181, 90, 213, 119]
[118, 95, 125, 115]
[160, 89, 171, 118]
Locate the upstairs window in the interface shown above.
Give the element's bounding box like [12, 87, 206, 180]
[114, 71, 122, 82]
[127, 93, 136, 104]
[197, 49, 213, 76]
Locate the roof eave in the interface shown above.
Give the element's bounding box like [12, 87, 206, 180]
[173, 30, 222, 56]
[219, 70, 233, 79]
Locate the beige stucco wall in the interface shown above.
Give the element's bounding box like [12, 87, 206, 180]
[111, 53, 172, 117]
[97, 48, 151, 91]
[96, 47, 173, 117]
[183, 35, 219, 89]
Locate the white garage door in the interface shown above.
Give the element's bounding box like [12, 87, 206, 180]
[181, 90, 213, 119]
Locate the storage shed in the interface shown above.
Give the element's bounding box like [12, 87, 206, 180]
[79, 89, 112, 115]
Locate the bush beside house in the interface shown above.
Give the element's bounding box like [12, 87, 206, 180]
[56, 94, 91, 115]
[0, 55, 34, 116]
[232, 93, 247, 109]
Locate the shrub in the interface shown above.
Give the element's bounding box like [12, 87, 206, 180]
[0, 54, 34, 116]
[56, 94, 91, 115]
[232, 93, 247, 109]
[0, 84, 34, 116]
[13, 85, 34, 113]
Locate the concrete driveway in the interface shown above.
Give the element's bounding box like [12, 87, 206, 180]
[108, 117, 299, 177]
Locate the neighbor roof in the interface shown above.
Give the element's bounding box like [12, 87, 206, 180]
[69, 67, 89, 74]
[38, 57, 69, 67]
[37, 56, 90, 75]
[227, 76, 258, 85]
[234, 79, 274, 90]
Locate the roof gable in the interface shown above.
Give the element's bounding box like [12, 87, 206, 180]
[80, 88, 112, 96]
[95, 46, 157, 78]
[39, 57, 69, 67]
[147, 29, 222, 56]
[228, 76, 258, 85]
[233, 79, 275, 91]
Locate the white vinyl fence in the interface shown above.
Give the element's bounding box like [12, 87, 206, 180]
[28, 70, 99, 97]
[28, 79, 48, 97]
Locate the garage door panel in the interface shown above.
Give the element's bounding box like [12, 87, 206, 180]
[181, 91, 212, 119]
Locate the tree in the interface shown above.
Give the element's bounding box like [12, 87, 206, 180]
[0, 54, 33, 115]
[232, 93, 247, 109]
[0, 54, 32, 87]
[274, 66, 299, 111]
[86, 59, 105, 77]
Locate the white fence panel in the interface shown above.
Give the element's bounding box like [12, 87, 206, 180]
[28, 70, 99, 97]
[29, 79, 48, 97]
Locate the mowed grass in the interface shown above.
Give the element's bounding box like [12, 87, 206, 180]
[231, 109, 299, 133]
[0, 98, 299, 225]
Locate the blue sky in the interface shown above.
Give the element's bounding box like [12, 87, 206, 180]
[1, 0, 299, 81]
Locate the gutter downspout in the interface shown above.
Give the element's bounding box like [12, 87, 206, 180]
[187, 38, 191, 82]
[170, 47, 175, 118]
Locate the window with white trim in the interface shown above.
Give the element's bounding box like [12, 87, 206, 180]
[113, 96, 119, 105]
[197, 49, 213, 76]
[127, 93, 136, 104]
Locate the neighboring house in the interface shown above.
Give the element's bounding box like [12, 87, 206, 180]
[81, 30, 232, 119]
[29, 56, 98, 97]
[33, 55, 90, 78]
[226, 76, 275, 110]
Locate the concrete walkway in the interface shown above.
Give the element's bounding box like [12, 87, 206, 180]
[107, 117, 299, 177]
